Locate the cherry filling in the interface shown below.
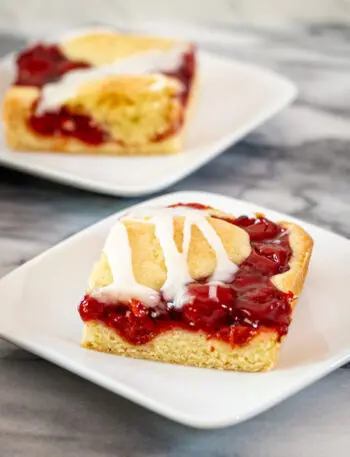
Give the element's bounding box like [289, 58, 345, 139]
[15, 43, 91, 87]
[164, 46, 196, 106]
[28, 105, 108, 145]
[13, 43, 196, 145]
[79, 205, 294, 347]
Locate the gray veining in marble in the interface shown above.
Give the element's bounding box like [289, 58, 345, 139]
[1, 24, 350, 456]
[1, 0, 350, 36]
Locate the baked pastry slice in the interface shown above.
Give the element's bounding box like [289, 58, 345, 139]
[78, 203, 313, 371]
[3, 29, 197, 155]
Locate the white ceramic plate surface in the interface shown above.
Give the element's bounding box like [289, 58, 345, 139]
[1, 191, 349, 428]
[0, 43, 296, 196]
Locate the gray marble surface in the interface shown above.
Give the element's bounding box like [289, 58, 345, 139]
[1, 0, 350, 36]
[1, 24, 350, 456]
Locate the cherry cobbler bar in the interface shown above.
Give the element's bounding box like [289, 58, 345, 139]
[78, 203, 313, 372]
[3, 29, 196, 155]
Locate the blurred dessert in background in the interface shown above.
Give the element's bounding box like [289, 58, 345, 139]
[3, 29, 197, 155]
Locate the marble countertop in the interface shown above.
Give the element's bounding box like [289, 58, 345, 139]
[1, 24, 350, 456]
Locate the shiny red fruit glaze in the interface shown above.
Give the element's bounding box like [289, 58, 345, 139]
[164, 46, 196, 106]
[169, 202, 210, 211]
[234, 216, 280, 241]
[29, 106, 108, 145]
[79, 204, 294, 347]
[138, 46, 196, 143]
[14, 43, 90, 87]
[13, 43, 196, 145]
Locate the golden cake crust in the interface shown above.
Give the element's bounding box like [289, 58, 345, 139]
[81, 207, 313, 372]
[83, 322, 280, 372]
[60, 31, 178, 66]
[88, 214, 252, 292]
[273, 221, 313, 308]
[2, 31, 196, 155]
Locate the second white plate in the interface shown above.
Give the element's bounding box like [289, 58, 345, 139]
[0, 49, 296, 196]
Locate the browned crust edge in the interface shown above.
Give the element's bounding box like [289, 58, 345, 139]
[272, 221, 314, 308]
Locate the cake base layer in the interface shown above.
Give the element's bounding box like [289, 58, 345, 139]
[82, 321, 281, 372]
[3, 82, 189, 156]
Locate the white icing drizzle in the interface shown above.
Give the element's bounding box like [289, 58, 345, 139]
[36, 44, 189, 114]
[195, 217, 236, 281]
[152, 212, 192, 305]
[209, 283, 219, 301]
[92, 221, 159, 306]
[95, 207, 239, 309]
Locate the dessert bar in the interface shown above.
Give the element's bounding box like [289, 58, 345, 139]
[3, 30, 196, 155]
[78, 203, 313, 371]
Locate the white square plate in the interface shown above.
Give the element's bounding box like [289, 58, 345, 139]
[0, 47, 296, 196]
[1, 191, 350, 428]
